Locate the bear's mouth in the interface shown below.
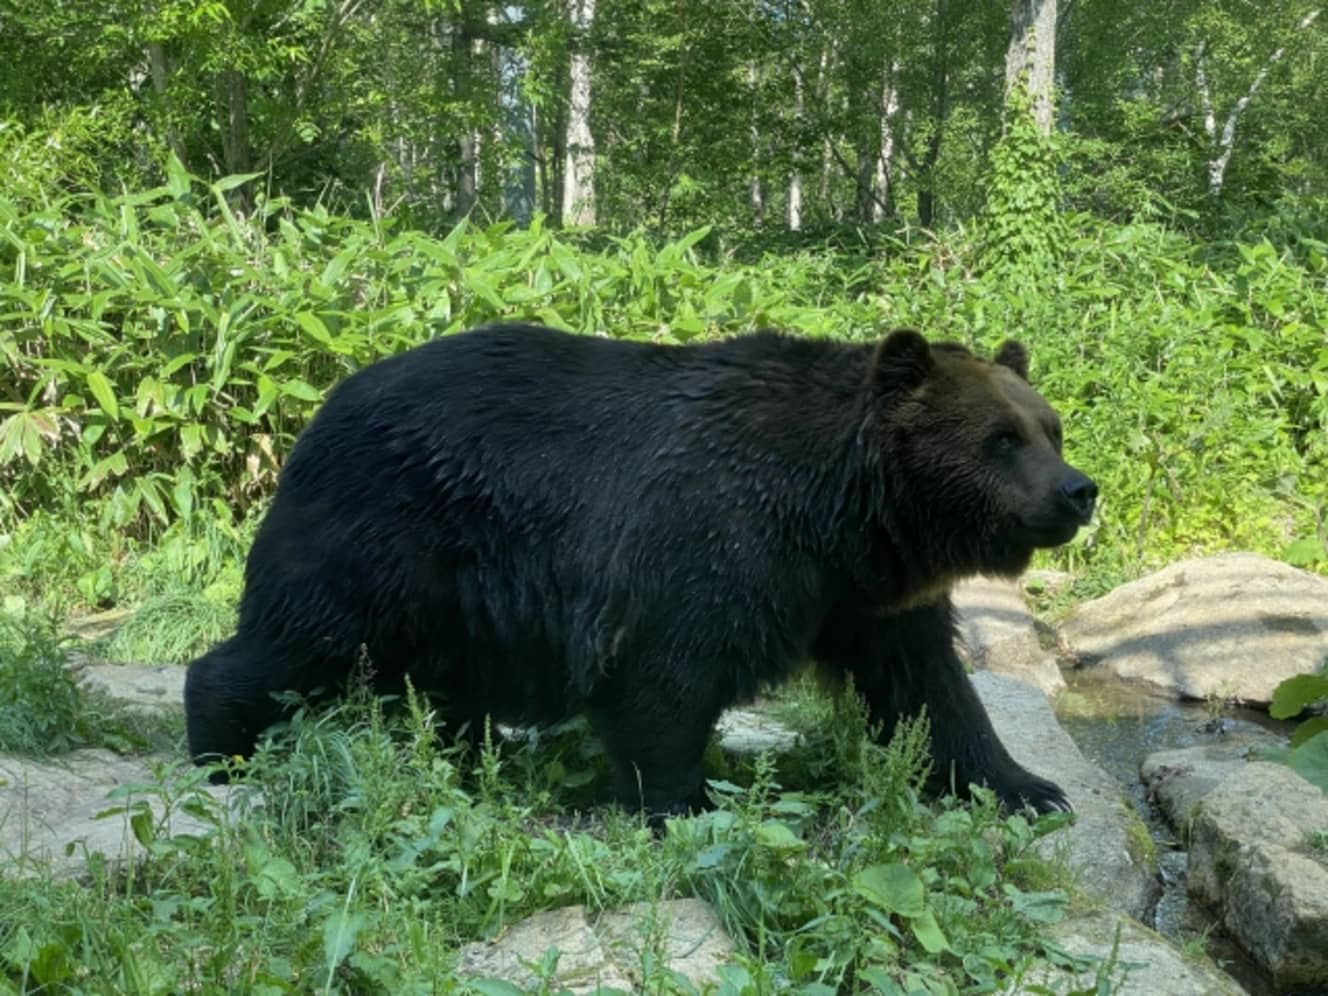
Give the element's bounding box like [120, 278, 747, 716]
[1015, 516, 1087, 549]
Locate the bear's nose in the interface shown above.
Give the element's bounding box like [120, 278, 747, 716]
[1061, 473, 1098, 523]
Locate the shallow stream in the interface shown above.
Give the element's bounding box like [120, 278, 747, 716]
[1054, 670, 1296, 996]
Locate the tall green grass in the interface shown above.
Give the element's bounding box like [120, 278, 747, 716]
[0, 682, 1091, 993]
[1, 167, 1325, 615]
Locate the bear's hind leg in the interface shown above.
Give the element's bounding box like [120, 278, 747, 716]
[588, 675, 721, 825]
[814, 599, 1070, 814]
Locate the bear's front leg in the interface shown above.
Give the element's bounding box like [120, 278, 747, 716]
[814, 599, 1070, 814]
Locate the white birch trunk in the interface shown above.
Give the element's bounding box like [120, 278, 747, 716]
[747, 62, 765, 222]
[788, 61, 804, 231]
[562, 0, 596, 226]
[872, 60, 900, 223]
[1195, 8, 1321, 197]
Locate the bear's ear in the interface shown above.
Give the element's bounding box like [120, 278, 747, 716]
[871, 328, 933, 395]
[994, 340, 1030, 381]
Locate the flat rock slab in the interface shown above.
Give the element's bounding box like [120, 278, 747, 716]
[68, 660, 187, 712]
[0, 750, 243, 876]
[1182, 762, 1328, 992]
[973, 672, 1159, 919]
[1011, 912, 1247, 995]
[954, 578, 1066, 698]
[457, 899, 736, 993]
[1060, 553, 1328, 704]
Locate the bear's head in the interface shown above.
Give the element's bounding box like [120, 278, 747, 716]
[868, 329, 1097, 579]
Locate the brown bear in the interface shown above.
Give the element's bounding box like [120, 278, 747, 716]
[184, 324, 1096, 818]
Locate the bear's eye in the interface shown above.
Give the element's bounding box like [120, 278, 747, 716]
[988, 429, 1022, 456]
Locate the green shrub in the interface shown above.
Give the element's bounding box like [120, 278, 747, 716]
[1, 166, 1325, 617]
[0, 603, 84, 753]
[0, 678, 1086, 993]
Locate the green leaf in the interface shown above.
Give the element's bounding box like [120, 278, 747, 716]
[255, 856, 300, 900]
[755, 820, 805, 852]
[79, 451, 129, 491]
[294, 311, 333, 345]
[281, 379, 324, 403]
[1283, 537, 1327, 566]
[322, 910, 364, 975]
[215, 172, 263, 193]
[467, 980, 527, 996]
[1005, 887, 1068, 924]
[165, 153, 191, 200]
[1286, 729, 1328, 793]
[853, 863, 925, 917]
[1270, 674, 1328, 719]
[85, 371, 120, 420]
[908, 909, 951, 954]
[129, 807, 156, 847]
[1292, 716, 1328, 749]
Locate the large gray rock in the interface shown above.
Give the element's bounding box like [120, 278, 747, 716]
[1060, 553, 1328, 704]
[1185, 762, 1328, 991]
[1140, 737, 1283, 832]
[1010, 912, 1247, 995]
[0, 750, 243, 876]
[954, 578, 1066, 699]
[973, 672, 1159, 919]
[456, 899, 736, 993]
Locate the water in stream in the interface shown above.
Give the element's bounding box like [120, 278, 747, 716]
[1054, 670, 1297, 996]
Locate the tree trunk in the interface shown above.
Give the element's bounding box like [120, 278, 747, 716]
[856, 59, 898, 223]
[917, 0, 948, 229]
[217, 67, 253, 212]
[1194, 8, 1321, 198]
[1004, 0, 1056, 134]
[562, 0, 596, 226]
[747, 62, 765, 224]
[655, 9, 693, 228]
[146, 42, 189, 169]
[872, 62, 899, 223]
[788, 59, 805, 231]
[452, 10, 479, 217]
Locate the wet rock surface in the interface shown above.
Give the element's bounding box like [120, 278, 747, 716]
[1178, 762, 1328, 992]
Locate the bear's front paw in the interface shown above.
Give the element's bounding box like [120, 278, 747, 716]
[996, 773, 1071, 815]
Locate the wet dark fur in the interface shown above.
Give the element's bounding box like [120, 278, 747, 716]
[185, 324, 1096, 817]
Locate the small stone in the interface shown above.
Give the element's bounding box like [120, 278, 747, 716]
[715, 707, 801, 754]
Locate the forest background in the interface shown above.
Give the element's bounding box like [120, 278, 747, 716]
[1, 0, 1326, 655]
[2, 3, 1328, 992]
